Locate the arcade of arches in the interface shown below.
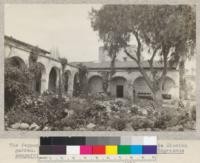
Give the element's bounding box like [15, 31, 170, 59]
[88, 74, 178, 100]
[5, 55, 178, 100]
[5, 36, 179, 100]
[5, 55, 79, 96]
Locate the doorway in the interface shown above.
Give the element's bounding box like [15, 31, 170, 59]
[116, 85, 124, 98]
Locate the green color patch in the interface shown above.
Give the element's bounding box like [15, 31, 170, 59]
[118, 145, 131, 154]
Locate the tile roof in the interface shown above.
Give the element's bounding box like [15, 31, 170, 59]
[4, 35, 50, 54]
[71, 61, 176, 69]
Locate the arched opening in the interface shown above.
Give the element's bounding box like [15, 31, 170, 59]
[133, 77, 152, 100]
[6, 56, 26, 70]
[88, 76, 103, 95]
[48, 67, 59, 92]
[73, 73, 79, 97]
[63, 70, 71, 94]
[162, 77, 176, 99]
[5, 57, 28, 109]
[110, 76, 127, 98]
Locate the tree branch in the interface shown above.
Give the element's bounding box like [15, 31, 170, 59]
[124, 48, 155, 93]
[133, 30, 142, 63]
[124, 48, 139, 63]
[110, 52, 117, 76]
[148, 46, 160, 80]
[149, 47, 159, 65]
[159, 45, 170, 85]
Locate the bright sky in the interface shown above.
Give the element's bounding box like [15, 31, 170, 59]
[5, 4, 103, 62]
[4, 4, 195, 71]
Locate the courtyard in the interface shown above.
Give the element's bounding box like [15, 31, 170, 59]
[4, 4, 196, 131]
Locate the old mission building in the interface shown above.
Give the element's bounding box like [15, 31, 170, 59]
[5, 36, 179, 101]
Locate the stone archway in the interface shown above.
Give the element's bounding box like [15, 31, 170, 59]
[133, 77, 152, 100]
[88, 75, 104, 95]
[5, 56, 28, 109]
[110, 76, 127, 98]
[48, 67, 59, 92]
[6, 56, 26, 70]
[162, 77, 176, 99]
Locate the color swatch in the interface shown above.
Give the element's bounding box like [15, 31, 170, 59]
[39, 136, 157, 155]
[105, 145, 118, 155]
[92, 145, 105, 154]
[131, 145, 143, 154]
[118, 145, 131, 154]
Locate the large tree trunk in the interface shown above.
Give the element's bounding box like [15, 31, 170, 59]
[123, 48, 164, 106]
[154, 81, 164, 107]
[110, 53, 116, 76]
[137, 66, 163, 107]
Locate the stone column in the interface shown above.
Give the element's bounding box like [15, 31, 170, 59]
[41, 69, 50, 93]
[67, 73, 74, 97]
[40, 75, 47, 93]
[127, 79, 133, 101]
[55, 69, 60, 92]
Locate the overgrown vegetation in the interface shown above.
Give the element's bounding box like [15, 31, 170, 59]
[5, 56, 196, 131]
[4, 5, 196, 131]
[78, 63, 88, 96]
[5, 93, 195, 131]
[5, 59, 32, 111]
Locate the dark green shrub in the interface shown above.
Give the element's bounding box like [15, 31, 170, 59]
[5, 63, 32, 111]
[131, 116, 155, 130]
[154, 110, 173, 129]
[111, 118, 126, 131]
[6, 93, 70, 128]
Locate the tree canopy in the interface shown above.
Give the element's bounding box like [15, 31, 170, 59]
[90, 5, 195, 100]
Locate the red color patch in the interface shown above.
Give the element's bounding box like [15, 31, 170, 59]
[92, 145, 105, 154]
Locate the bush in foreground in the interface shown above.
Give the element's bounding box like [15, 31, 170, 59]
[5, 94, 196, 131]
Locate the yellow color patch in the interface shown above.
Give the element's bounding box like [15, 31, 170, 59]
[105, 145, 118, 155]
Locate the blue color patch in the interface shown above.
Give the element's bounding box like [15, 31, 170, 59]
[131, 145, 142, 154]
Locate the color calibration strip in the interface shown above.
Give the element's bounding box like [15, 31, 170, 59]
[39, 136, 157, 161]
